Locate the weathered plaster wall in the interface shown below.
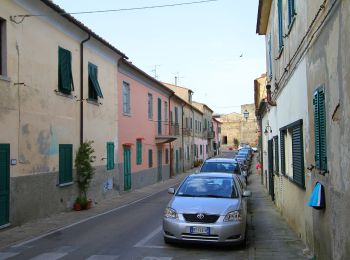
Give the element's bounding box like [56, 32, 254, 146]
[306, 1, 350, 259]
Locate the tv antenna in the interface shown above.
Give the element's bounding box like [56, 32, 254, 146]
[151, 65, 161, 79]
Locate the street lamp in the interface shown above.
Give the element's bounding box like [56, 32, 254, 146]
[243, 110, 249, 121]
[264, 121, 272, 135]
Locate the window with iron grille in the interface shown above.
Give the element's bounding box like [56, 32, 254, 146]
[136, 139, 142, 165]
[122, 81, 131, 114]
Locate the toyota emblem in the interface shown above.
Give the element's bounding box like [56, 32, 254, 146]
[196, 213, 205, 220]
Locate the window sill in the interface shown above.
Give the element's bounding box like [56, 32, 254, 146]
[123, 113, 132, 117]
[54, 90, 75, 99]
[87, 99, 100, 106]
[0, 75, 11, 82]
[287, 16, 296, 36]
[275, 46, 284, 60]
[282, 174, 305, 190]
[57, 181, 74, 187]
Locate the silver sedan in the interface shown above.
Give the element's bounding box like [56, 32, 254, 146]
[163, 173, 251, 246]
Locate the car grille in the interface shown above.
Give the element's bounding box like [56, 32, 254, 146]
[182, 233, 219, 241]
[183, 214, 220, 223]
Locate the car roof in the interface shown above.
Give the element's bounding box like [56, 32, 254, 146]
[204, 157, 238, 163]
[189, 172, 235, 178]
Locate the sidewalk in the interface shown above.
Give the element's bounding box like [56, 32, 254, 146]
[247, 158, 310, 259]
[0, 170, 193, 250]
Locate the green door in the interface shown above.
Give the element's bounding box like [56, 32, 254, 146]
[158, 98, 162, 135]
[175, 149, 179, 174]
[157, 147, 162, 181]
[124, 147, 131, 191]
[0, 144, 10, 226]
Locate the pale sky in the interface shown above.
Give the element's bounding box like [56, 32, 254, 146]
[54, 0, 266, 114]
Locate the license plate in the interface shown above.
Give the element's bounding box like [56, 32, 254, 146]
[190, 226, 210, 235]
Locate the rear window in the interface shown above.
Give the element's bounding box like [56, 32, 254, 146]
[200, 162, 240, 174]
[176, 176, 238, 198]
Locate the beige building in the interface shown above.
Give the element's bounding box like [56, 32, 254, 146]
[0, 0, 126, 226]
[217, 104, 258, 150]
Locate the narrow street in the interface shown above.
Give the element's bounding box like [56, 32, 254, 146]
[0, 154, 308, 260]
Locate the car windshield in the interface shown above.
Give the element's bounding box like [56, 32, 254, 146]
[176, 176, 238, 198]
[200, 161, 240, 174]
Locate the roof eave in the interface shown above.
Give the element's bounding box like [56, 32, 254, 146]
[256, 0, 272, 35]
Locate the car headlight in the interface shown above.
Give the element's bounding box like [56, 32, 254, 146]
[164, 207, 178, 219]
[224, 210, 242, 222]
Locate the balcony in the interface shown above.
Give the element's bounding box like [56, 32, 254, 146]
[155, 121, 178, 144]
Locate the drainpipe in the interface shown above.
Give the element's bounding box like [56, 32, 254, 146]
[80, 34, 91, 145]
[266, 84, 277, 106]
[181, 102, 186, 172]
[168, 93, 174, 177]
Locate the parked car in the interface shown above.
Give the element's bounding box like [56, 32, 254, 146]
[199, 157, 247, 185]
[163, 173, 251, 246]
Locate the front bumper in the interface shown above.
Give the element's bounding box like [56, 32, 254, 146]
[163, 215, 246, 244]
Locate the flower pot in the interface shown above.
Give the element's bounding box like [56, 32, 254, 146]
[84, 199, 93, 210]
[73, 202, 82, 211]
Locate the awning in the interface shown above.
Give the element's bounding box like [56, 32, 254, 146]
[308, 182, 325, 210]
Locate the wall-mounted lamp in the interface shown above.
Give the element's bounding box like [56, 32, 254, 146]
[264, 122, 272, 135]
[243, 110, 249, 121]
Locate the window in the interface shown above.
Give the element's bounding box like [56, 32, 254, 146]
[164, 101, 168, 123]
[59, 144, 73, 185]
[313, 88, 327, 171]
[206, 145, 208, 154]
[185, 117, 188, 128]
[174, 107, 178, 124]
[0, 18, 6, 76]
[148, 149, 153, 168]
[191, 118, 193, 129]
[288, 0, 296, 26]
[122, 81, 130, 114]
[88, 63, 103, 100]
[187, 146, 190, 160]
[148, 93, 153, 119]
[280, 120, 305, 188]
[107, 142, 114, 170]
[136, 139, 142, 165]
[200, 145, 202, 155]
[165, 148, 169, 164]
[280, 131, 286, 175]
[223, 136, 228, 145]
[58, 47, 74, 94]
[277, 0, 284, 50]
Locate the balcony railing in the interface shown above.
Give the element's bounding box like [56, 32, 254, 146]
[155, 121, 179, 136]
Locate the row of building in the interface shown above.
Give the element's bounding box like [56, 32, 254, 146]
[255, 0, 349, 259]
[0, 0, 222, 227]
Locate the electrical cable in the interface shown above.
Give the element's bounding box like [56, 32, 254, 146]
[12, 0, 218, 19]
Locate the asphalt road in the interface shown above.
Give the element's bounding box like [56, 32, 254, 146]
[1, 176, 249, 260]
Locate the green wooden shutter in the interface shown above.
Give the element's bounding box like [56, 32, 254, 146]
[274, 136, 279, 175]
[280, 131, 286, 175]
[158, 98, 162, 135]
[292, 123, 305, 188]
[268, 139, 274, 175]
[148, 149, 153, 168]
[58, 47, 73, 94]
[318, 90, 327, 171]
[313, 92, 320, 168]
[277, 0, 284, 50]
[107, 142, 114, 170]
[0, 144, 10, 226]
[288, 0, 295, 25]
[59, 144, 73, 184]
[136, 140, 142, 165]
[88, 63, 103, 98]
[165, 148, 169, 164]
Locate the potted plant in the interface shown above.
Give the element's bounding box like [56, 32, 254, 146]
[74, 141, 95, 210]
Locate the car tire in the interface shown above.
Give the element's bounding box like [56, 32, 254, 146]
[164, 236, 172, 244]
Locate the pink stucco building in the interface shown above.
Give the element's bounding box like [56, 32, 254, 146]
[117, 60, 177, 191]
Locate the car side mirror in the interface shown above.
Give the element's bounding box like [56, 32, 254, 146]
[243, 190, 252, 197]
[168, 188, 175, 194]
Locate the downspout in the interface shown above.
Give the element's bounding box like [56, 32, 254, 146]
[80, 34, 91, 145]
[266, 84, 277, 106]
[168, 93, 174, 177]
[181, 102, 186, 172]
